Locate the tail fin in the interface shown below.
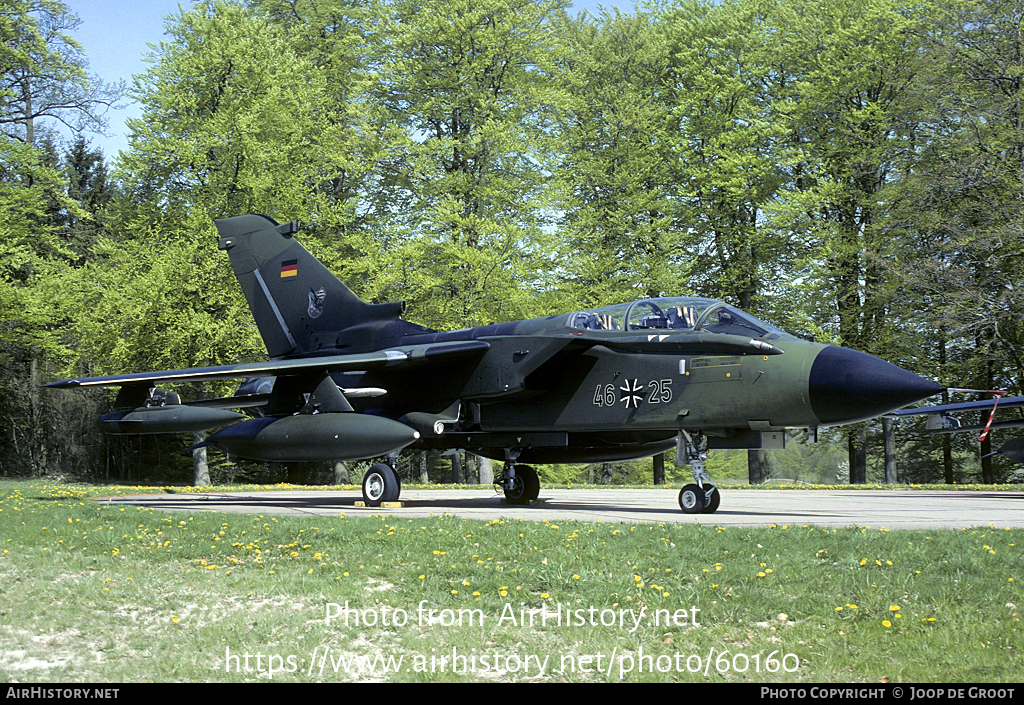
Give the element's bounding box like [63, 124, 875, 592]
[215, 214, 405, 357]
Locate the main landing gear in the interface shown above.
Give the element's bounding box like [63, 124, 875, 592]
[362, 459, 401, 507]
[677, 431, 720, 515]
[497, 452, 540, 505]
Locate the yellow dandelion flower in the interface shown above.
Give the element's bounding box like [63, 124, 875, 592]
[882, 620, 892, 628]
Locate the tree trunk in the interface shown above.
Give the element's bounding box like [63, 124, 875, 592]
[29, 359, 48, 475]
[848, 426, 867, 484]
[478, 456, 493, 485]
[451, 452, 463, 484]
[192, 431, 210, 486]
[419, 451, 430, 483]
[940, 341, 954, 484]
[652, 453, 665, 485]
[943, 434, 954, 484]
[883, 417, 896, 483]
[748, 449, 764, 484]
[981, 437, 994, 484]
[24, 77, 33, 146]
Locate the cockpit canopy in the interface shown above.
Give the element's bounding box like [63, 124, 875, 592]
[567, 297, 793, 341]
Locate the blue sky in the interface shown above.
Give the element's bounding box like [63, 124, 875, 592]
[67, 0, 641, 161]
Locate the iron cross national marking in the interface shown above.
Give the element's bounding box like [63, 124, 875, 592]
[620, 379, 644, 408]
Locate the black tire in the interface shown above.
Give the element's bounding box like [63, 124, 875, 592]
[678, 483, 704, 514]
[700, 486, 721, 514]
[504, 465, 540, 504]
[362, 463, 400, 506]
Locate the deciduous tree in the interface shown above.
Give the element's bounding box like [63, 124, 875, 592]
[364, 0, 567, 328]
[552, 9, 682, 308]
[0, 0, 121, 146]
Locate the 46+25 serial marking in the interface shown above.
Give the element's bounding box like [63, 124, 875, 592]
[594, 379, 673, 409]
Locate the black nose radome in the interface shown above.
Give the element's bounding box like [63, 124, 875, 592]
[809, 346, 943, 425]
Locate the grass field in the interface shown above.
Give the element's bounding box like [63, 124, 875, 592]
[0, 479, 1021, 683]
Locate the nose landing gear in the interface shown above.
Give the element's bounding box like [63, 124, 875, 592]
[677, 431, 720, 514]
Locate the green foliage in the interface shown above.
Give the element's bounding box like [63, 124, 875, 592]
[59, 136, 113, 261]
[71, 223, 262, 377]
[0, 138, 112, 476]
[884, 0, 1024, 391]
[0, 140, 74, 348]
[662, 0, 795, 314]
[362, 0, 567, 327]
[122, 0, 355, 222]
[552, 9, 684, 308]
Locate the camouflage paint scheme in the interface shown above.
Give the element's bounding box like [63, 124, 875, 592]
[47, 215, 945, 512]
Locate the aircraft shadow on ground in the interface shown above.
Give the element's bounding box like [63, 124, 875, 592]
[97, 492, 851, 521]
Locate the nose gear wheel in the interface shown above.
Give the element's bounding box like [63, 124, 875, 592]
[677, 431, 720, 514]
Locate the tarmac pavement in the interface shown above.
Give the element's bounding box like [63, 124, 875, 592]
[96, 487, 1024, 529]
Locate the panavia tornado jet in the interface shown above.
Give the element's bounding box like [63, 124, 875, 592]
[45, 215, 945, 513]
